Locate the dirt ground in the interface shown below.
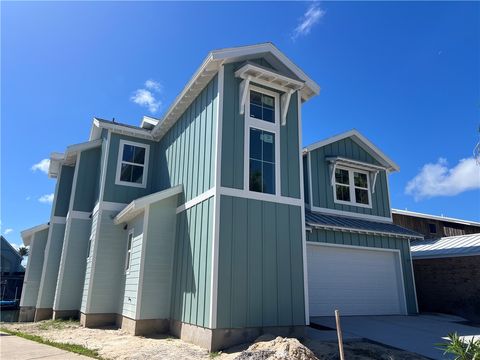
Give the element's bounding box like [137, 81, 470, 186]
[0, 320, 428, 360]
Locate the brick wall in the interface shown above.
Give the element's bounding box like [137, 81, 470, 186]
[413, 256, 480, 322]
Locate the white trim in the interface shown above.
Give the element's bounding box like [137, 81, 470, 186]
[304, 129, 400, 172]
[20, 223, 49, 246]
[114, 185, 183, 224]
[307, 221, 423, 240]
[98, 130, 111, 204]
[412, 252, 480, 260]
[125, 228, 134, 274]
[308, 152, 314, 207]
[244, 85, 281, 197]
[332, 166, 373, 209]
[407, 243, 420, 313]
[280, 90, 294, 126]
[68, 211, 91, 220]
[391, 208, 480, 227]
[100, 201, 127, 212]
[220, 187, 303, 207]
[91, 118, 154, 141]
[326, 156, 387, 172]
[176, 187, 215, 214]
[135, 205, 149, 319]
[234, 63, 304, 93]
[66, 152, 81, 219]
[210, 65, 224, 328]
[309, 205, 393, 223]
[297, 92, 309, 325]
[115, 139, 150, 188]
[306, 241, 408, 315]
[51, 216, 67, 224]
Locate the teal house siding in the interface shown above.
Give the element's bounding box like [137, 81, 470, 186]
[54, 218, 91, 312]
[19, 228, 48, 308]
[137, 197, 178, 320]
[54, 165, 75, 217]
[171, 197, 213, 328]
[307, 229, 417, 314]
[102, 133, 157, 204]
[221, 63, 302, 198]
[309, 137, 391, 218]
[216, 195, 305, 329]
[36, 223, 66, 309]
[280, 91, 300, 198]
[81, 209, 99, 313]
[73, 147, 101, 212]
[303, 156, 310, 205]
[122, 214, 144, 319]
[221, 63, 245, 190]
[155, 76, 218, 202]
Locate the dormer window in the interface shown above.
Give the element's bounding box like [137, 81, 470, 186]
[249, 90, 275, 123]
[334, 167, 372, 208]
[115, 140, 150, 188]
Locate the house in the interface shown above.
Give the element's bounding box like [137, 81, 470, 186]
[19, 43, 422, 351]
[411, 233, 480, 322]
[1, 236, 25, 301]
[393, 209, 480, 239]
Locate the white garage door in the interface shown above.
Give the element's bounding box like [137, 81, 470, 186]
[307, 243, 406, 316]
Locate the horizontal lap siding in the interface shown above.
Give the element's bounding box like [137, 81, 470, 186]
[156, 76, 218, 202]
[20, 229, 48, 307]
[81, 210, 99, 313]
[122, 214, 144, 319]
[307, 229, 417, 314]
[217, 195, 305, 329]
[310, 138, 390, 218]
[171, 197, 213, 328]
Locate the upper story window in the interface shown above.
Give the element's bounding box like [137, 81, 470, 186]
[249, 90, 275, 123]
[115, 140, 150, 188]
[334, 167, 372, 208]
[245, 86, 280, 196]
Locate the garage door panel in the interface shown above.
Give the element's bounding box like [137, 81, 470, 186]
[307, 244, 405, 316]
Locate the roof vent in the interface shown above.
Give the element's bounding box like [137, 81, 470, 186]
[140, 116, 160, 130]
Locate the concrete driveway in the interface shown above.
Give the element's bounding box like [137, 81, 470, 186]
[311, 314, 480, 359]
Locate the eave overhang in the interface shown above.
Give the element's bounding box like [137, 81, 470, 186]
[20, 223, 49, 246]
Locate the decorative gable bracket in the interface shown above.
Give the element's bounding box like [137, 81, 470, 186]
[235, 63, 304, 126]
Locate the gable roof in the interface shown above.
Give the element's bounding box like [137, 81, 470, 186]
[304, 129, 400, 172]
[151, 43, 320, 140]
[411, 233, 480, 259]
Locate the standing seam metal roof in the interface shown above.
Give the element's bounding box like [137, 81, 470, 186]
[305, 210, 423, 239]
[410, 233, 480, 258]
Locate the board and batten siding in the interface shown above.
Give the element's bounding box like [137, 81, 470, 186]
[54, 165, 75, 217]
[216, 195, 305, 329]
[20, 228, 49, 307]
[171, 197, 213, 328]
[73, 147, 101, 212]
[307, 229, 417, 314]
[122, 214, 144, 319]
[308, 137, 391, 218]
[221, 62, 301, 199]
[54, 218, 91, 311]
[103, 134, 157, 205]
[155, 76, 218, 203]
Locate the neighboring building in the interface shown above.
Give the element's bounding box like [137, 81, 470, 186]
[19, 43, 422, 351]
[1, 236, 25, 301]
[411, 234, 480, 322]
[393, 209, 480, 240]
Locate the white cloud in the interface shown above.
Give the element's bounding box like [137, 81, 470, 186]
[130, 79, 162, 113]
[38, 193, 54, 204]
[31, 159, 50, 174]
[292, 2, 325, 40]
[405, 157, 480, 201]
[4, 228, 13, 235]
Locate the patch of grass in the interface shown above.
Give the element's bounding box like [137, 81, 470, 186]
[36, 319, 79, 331]
[0, 327, 104, 359]
[209, 351, 221, 358]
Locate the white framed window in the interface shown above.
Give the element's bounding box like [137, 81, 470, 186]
[333, 166, 372, 208]
[115, 140, 150, 188]
[244, 85, 280, 196]
[125, 229, 133, 272]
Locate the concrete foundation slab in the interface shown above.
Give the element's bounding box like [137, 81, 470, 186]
[34, 308, 53, 322]
[80, 312, 116, 328]
[53, 310, 79, 320]
[117, 316, 169, 336]
[19, 306, 36, 322]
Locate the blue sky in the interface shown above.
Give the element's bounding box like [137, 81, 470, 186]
[2, 1, 479, 248]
